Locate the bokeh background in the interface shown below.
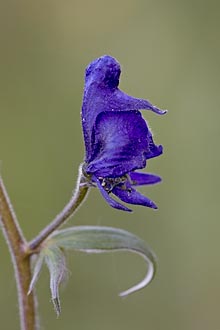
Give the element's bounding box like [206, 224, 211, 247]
[0, 0, 220, 329]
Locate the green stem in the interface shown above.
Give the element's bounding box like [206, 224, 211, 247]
[0, 177, 37, 330]
[29, 164, 89, 251]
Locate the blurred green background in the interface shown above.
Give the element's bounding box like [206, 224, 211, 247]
[0, 0, 220, 329]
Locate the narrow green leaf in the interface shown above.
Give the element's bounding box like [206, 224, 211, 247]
[28, 253, 45, 295]
[49, 226, 157, 297]
[43, 246, 67, 316]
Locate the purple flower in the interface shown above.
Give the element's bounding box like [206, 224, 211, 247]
[81, 55, 166, 212]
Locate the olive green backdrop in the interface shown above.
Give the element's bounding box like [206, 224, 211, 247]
[0, 0, 219, 329]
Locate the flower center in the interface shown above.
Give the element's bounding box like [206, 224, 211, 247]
[99, 175, 131, 194]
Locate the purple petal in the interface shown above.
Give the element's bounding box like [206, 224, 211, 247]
[81, 55, 167, 160]
[86, 111, 158, 177]
[112, 186, 158, 209]
[93, 175, 132, 212]
[108, 89, 167, 115]
[129, 172, 162, 186]
[145, 134, 163, 159]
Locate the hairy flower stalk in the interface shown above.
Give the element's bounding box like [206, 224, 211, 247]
[29, 165, 89, 250]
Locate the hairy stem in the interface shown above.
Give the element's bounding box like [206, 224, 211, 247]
[29, 165, 89, 250]
[0, 177, 37, 330]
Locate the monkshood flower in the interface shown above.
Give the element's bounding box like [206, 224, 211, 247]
[81, 55, 167, 212]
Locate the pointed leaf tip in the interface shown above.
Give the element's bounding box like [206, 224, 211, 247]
[119, 254, 155, 297]
[53, 297, 61, 317]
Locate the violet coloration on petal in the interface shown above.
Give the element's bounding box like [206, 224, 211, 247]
[81, 55, 167, 212]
